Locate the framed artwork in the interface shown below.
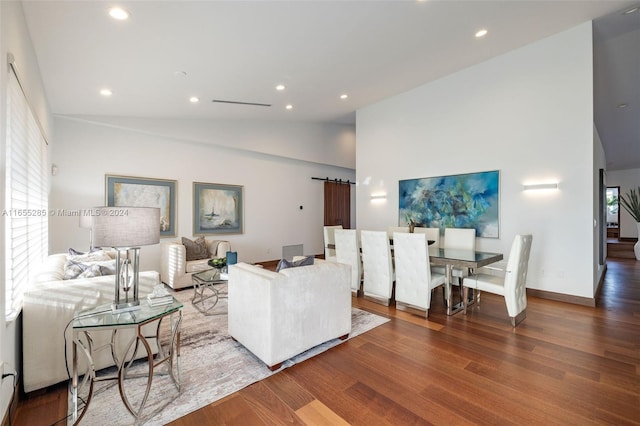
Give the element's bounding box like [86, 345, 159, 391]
[398, 170, 500, 238]
[106, 175, 177, 237]
[193, 182, 244, 235]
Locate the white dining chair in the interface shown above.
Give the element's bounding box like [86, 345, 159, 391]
[462, 234, 533, 327]
[393, 232, 445, 317]
[387, 226, 409, 239]
[360, 230, 395, 306]
[323, 225, 343, 262]
[413, 227, 441, 248]
[431, 227, 476, 304]
[334, 229, 363, 296]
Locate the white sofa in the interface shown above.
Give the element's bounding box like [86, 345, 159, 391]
[160, 239, 231, 289]
[22, 252, 160, 393]
[228, 260, 352, 370]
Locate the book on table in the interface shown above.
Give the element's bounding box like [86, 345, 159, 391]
[147, 294, 173, 306]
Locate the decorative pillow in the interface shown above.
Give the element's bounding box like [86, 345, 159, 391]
[276, 256, 314, 272]
[64, 259, 117, 280]
[182, 236, 210, 261]
[68, 247, 103, 256]
[67, 250, 111, 263]
[77, 264, 106, 279]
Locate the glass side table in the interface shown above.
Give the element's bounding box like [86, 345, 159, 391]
[71, 298, 182, 425]
[191, 268, 228, 314]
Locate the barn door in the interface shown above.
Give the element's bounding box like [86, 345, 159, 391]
[324, 181, 350, 228]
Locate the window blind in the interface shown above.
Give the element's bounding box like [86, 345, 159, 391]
[4, 67, 49, 321]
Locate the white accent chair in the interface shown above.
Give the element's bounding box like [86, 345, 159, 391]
[413, 227, 441, 248]
[161, 239, 231, 289]
[462, 234, 533, 327]
[334, 229, 362, 295]
[393, 232, 446, 317]
[360, 230, 395, 306]
[323, 225, 343, 262]
[228, 260, 352, 370]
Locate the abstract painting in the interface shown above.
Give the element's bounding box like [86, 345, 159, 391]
[193, 182, 243, 235]
[398, 170, 499, 238]
[106, 175, 177, 237]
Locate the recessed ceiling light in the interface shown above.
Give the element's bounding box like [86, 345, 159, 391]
[475, 29, 488, 38]
[285, 104, 293, 110]
[340, 94, 348, 100]
[275, 84, 286, 91]
[623, 7, 638, 15]
[108, 7, 130, 20]
[189, 96, 199, 103]
[99, 88, 113, 97]
[617, 103, 628, 108]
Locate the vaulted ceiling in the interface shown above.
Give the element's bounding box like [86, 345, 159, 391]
[20, 0, 639, 170]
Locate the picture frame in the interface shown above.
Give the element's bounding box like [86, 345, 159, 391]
[106, 175, 177, 237]
[193, 182, 244, 235]
[398, 170, 500, 238]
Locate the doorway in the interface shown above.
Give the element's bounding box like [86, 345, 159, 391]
[606, 186, 620, 239]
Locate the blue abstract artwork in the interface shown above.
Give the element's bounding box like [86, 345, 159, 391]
[399, 170, 499, 238]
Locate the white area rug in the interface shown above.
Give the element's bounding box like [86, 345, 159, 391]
[69, 286, 389, 425]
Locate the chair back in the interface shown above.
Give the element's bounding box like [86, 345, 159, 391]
[393, 232, 433, 310]
[504, 234, 533, 314]
[387, 226, 409, 239]
[323, 225, 343, 260]
[360, 230, 394, 301]
[414, 227, 440, 248]
[334, 229, 362, 292]
[444, 228, 476, 250]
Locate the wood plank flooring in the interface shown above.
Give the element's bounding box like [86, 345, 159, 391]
[11, 258, 640, 426]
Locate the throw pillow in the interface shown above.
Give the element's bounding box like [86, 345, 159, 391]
[68, 247, 103, 256]
[63, 259, 117, 280]
[276, 256, 314, 272]
[67, 250, 111, 263]
[77, 264, 104, 279]
[182, 236, 209, 261]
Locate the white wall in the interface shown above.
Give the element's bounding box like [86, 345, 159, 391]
[607, 167, 640, 238]
[50, 117, 356, 271]
[1, 1, 53, 419]
[356, 22, 596, 298]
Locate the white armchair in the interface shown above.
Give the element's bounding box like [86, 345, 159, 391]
[462, 234, 533, 327]
[161, 238, 231, 289]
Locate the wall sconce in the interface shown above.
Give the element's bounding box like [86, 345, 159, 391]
[523, 183, 559, 191]
[370, 194, 387, 201]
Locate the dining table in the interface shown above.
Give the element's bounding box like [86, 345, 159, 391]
[428, 247, 503, 315]
[328, 239, 502, 316]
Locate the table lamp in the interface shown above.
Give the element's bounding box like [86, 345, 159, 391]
[92, 207, 160, 312]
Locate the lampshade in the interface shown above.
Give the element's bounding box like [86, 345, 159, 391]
[92, 207, 160, 248]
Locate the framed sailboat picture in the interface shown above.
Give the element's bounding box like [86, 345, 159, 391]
[193, 182, 244, 235]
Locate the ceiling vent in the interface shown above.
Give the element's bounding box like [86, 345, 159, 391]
[212, 99, 271, 107]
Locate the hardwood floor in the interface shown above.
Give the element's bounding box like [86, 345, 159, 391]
[11, 258, 640, 425]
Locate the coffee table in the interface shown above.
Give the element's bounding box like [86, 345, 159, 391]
[192, 268, 228, 314]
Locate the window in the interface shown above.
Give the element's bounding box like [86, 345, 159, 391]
[4, 67, 49, 321]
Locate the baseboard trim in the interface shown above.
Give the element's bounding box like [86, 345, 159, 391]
[594, 263, 607, 304]
[526, 288, 596, 307]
